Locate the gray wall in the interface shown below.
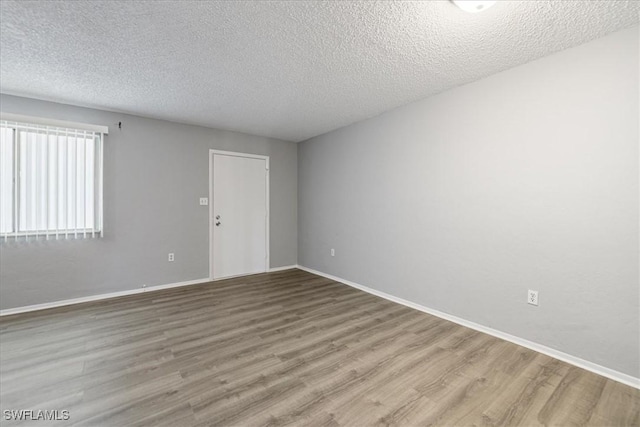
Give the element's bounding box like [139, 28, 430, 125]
[298, 27, 639, 377]
[0, 94, 297, 309]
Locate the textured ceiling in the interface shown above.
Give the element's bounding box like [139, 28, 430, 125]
[1, 1, 638, 142]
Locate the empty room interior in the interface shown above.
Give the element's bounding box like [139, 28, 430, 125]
[0, 0, 639, 425]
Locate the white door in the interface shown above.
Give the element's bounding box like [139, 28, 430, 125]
[211, 152, 268, 279]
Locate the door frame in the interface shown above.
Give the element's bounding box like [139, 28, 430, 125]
[209, 149, 270, 281]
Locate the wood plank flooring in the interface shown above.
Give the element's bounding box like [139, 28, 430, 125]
[1, 269, 638, 426]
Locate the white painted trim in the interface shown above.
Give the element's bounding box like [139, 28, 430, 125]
[268, 265, 298, 272]
[208, 149, 270, 280]
[296, 265, 640, 390]
[0, 112, 109, 134]
[208, 149, 269, 161]
[209, 151, 214, 280]
[0, 277, 211, 317]
[1, 267, 300, 316]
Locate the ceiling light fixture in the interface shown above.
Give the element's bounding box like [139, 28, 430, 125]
[451, 0, 497, 13]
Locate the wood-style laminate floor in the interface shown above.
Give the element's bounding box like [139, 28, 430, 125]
[0, 269, 638, 426]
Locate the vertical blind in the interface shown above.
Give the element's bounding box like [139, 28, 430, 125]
[0, 119, 104, 240]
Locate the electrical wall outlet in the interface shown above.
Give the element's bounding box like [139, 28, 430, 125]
[527, 290, 539, 306]
[168, 253, 175, 262]
[330, 248, 335, 257]
[142, 284, 147, 291]
[199, 198, 208, 206]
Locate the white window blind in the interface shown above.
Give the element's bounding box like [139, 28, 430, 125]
[0, 118, 104, 240]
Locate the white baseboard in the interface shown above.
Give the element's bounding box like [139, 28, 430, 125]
[4, 264, 637, 389]
[297, 265, 640, 390]
[0, 277, 211, 317]
[1, 267, 297, 316]
[268, 265, 298, 272]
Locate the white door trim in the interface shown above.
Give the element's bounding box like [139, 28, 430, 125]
[209, 149, 270, 280]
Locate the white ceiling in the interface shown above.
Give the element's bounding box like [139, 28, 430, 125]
[1, 1, 638, 142]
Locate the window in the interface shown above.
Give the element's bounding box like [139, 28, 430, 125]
[0, 115, 105, 240]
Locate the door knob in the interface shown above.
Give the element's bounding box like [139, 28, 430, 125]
[216, 222, 221, 226]
[216, 215, 220, 220]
